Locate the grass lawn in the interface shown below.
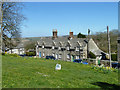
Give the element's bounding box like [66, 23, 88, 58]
[2, 55, 119, 88]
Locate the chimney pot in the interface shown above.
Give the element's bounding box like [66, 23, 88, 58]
[53, 29, 58, 39]
[69, 31, 74, 39]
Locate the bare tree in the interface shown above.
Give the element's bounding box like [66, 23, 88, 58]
[1, 2, 25, 52]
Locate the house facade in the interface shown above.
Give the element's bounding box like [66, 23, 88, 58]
[7, 42, 25, 55]
[36, 30, 103, 61]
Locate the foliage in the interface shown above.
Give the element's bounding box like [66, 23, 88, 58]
[24, 41, 36, 51]
[77, 33, 86, 38]
[91, 65, 118, 74]
[26, 52, 36, 56]
[88, 51, 96, 59]
[91, 30, 118, 53]
[2, 56, 118, 88]
[111, 54, 117, 61]
[2, 53, 5, 55]
[2, 53, 20, 57]
[8, 54, 20, 57]
[1, 2, 25, 50]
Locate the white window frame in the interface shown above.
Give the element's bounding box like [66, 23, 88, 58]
[52, 46, 55, 49]
[67, 54, 70, 59]
[67, 46, 70, 50]
[43, 52, 45, 57]
[59, 54, 62, 59]
[52, 53, 55, 57]
[76, 47, 79, 51]
[56, 54, 58, 59]
[76, 55, 79, 59]
[58, 47, 61, 50]
[42, 45, 44, 48]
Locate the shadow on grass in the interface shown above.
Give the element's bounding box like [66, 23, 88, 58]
[91, 82, 120, 89]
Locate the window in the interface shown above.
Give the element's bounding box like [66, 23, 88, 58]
[67, 46, 70, 50]
[52, 53, 55, 57]
[76, 47, 79, 51]
[42, 45, 44, 48]
[58, 47, 61, 50]
[59, 54, 62, 59]
[43, 53, 45, 57]
[67, 54, 70, 59]
[76, 55, 79, 59]
[52, 46, 55, 49]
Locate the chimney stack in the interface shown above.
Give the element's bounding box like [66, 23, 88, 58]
[69, 31, 74, 39]
[52, 29, 58, 39]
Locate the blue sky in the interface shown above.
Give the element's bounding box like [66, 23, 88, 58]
[21, 2, 118, 37]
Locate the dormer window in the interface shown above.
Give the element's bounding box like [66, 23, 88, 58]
[76, 47, 79, 51]
[52, 46, 55, 49]
[58, 47, 61, 50]
[67, 46, 70, 50]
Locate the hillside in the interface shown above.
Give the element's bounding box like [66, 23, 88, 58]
[91, 30, 118, 53]
[2, 56, 119, 88]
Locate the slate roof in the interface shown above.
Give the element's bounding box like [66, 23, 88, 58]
[38, 36, 88, 48]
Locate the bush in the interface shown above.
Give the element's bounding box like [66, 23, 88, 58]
[9, 54, 19, 57]
[77, 33, 86, 38]
[111, 54, 117, 61]
[88, 51, 96, 59]
[26, 52, 36, 56]
[4, 53, 20, 57]
[2, 53, 5, 55]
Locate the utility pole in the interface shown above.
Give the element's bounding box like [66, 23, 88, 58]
[87, 29, 90, 59]
[107, 26, 112, 68]
[79, 46, 80, 59]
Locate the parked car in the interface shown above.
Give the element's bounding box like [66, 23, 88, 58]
[46, 56, 56, 60]
[112, 63, 120, 69]
[82, 61, 88, 64]
[73, 59, 82, 63]
[73, 59, 88, 64]
[19, 54, 26, 57]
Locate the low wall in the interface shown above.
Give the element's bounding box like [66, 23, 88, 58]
[86, 59, 118, 67]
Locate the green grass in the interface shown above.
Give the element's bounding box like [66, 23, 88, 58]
[2, 56, 119, 88]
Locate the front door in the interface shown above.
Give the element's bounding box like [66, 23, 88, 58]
[39, 52, 41, 57]
[72, 55, 74, 62]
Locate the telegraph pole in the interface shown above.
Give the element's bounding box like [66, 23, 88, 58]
[79, 46, 80, 59]
[87, 29, 90, 59]
[107, 26, 112, 68]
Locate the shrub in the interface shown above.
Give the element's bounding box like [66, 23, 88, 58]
[9, 54, 19, 57]
[2, 53, 5, 55]
[91, 65, 118, 74]
[111, 54, 117, 61]
[88, 51, 96, 59]
[4, 53, 20, 57]
[77, 33, 86, 38]
[26, 52, 36, 56]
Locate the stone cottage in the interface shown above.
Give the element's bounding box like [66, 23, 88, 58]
[36, 30, 104, 61]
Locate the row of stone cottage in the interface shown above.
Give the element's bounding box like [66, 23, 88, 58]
[36, 30, 104, 61]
